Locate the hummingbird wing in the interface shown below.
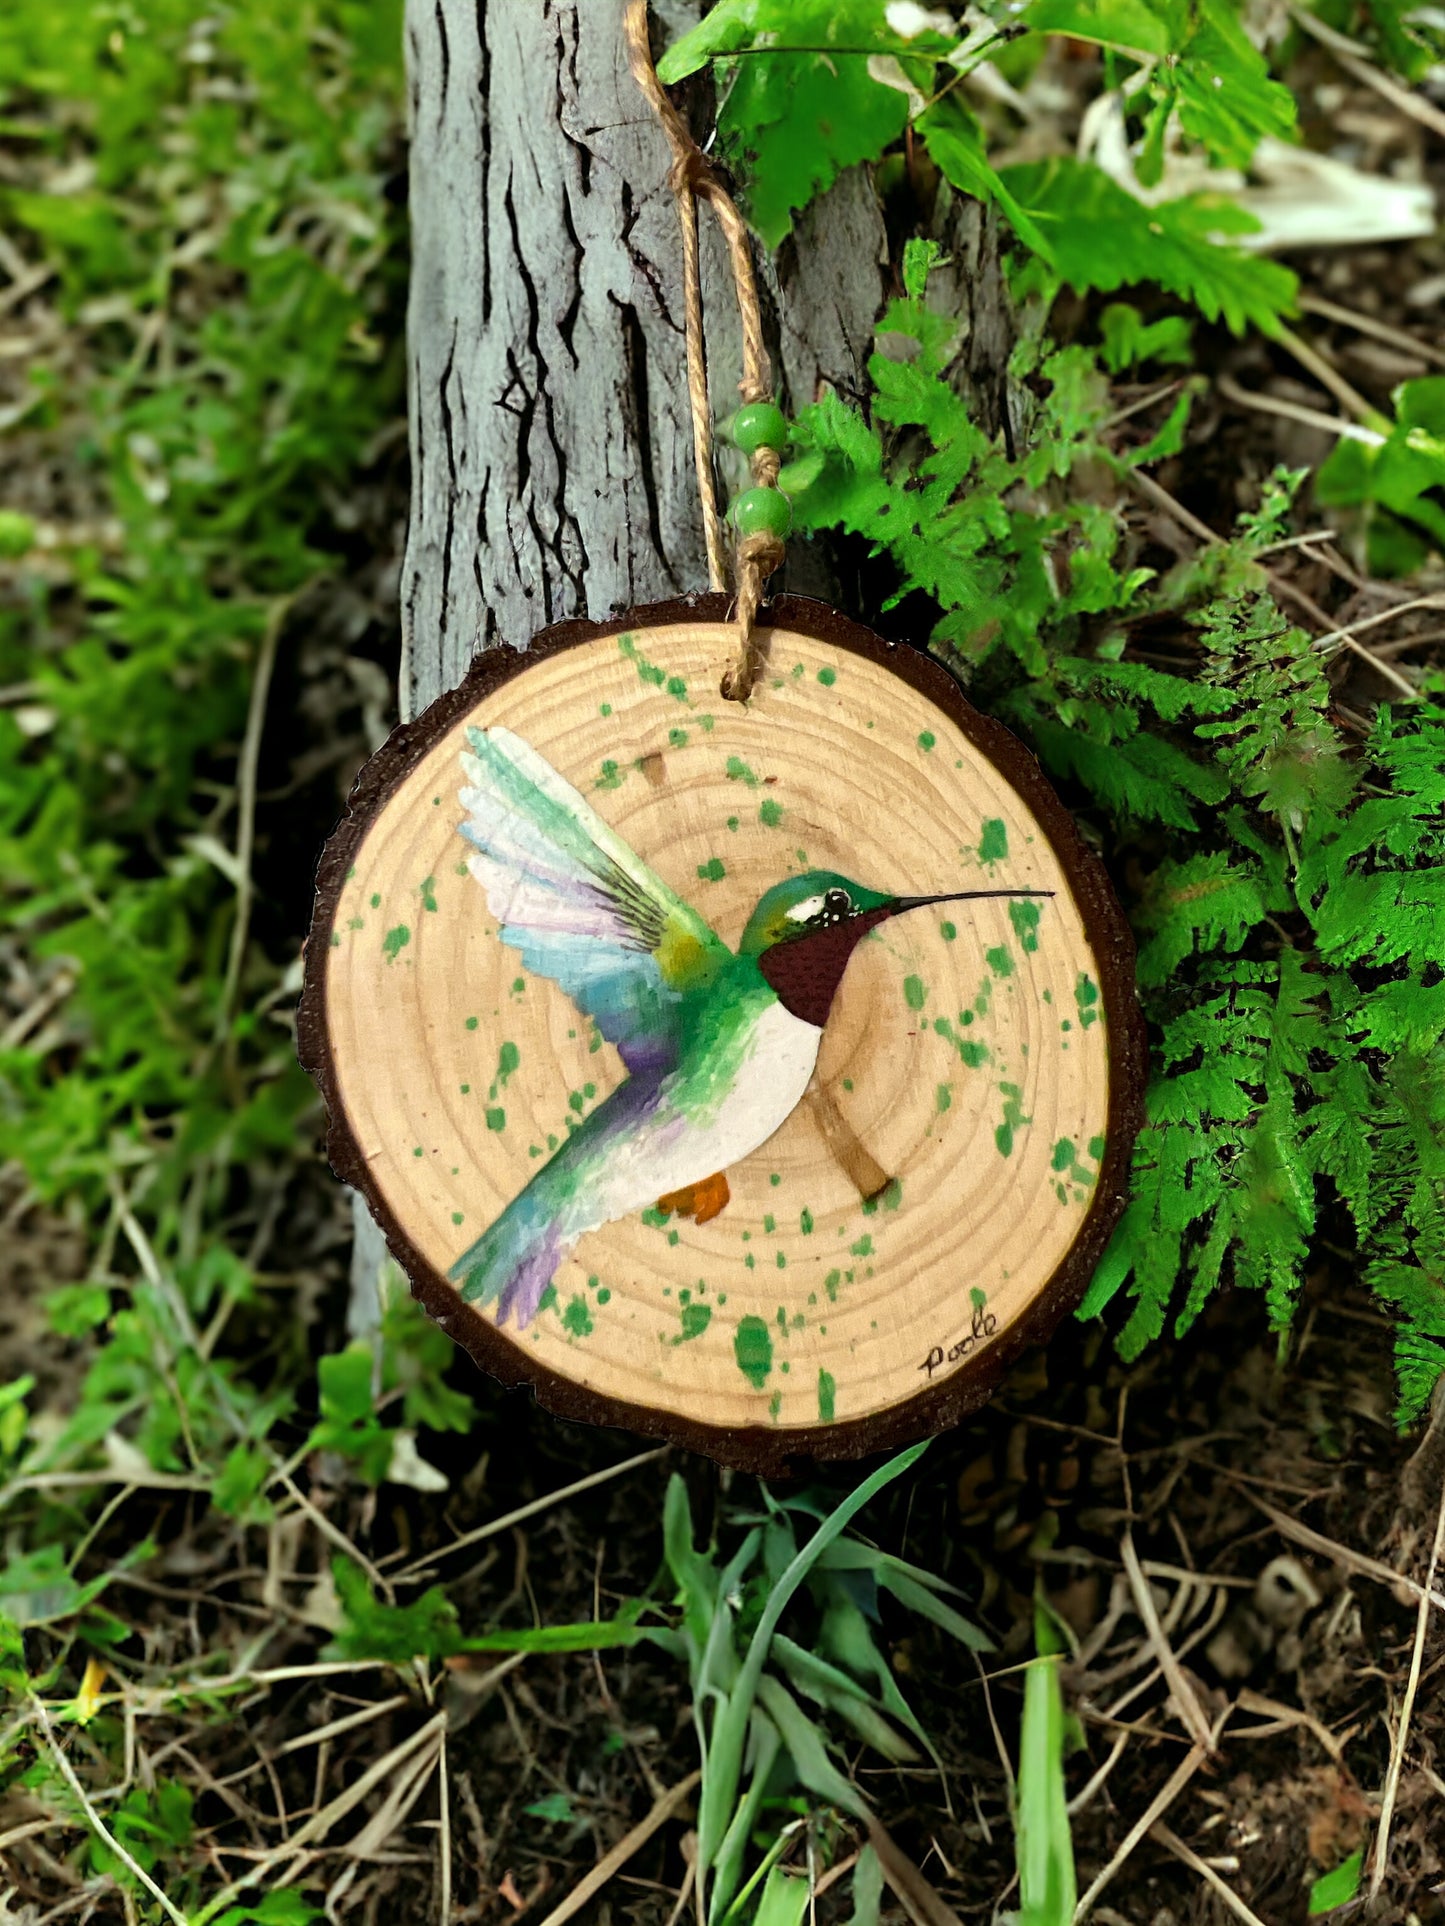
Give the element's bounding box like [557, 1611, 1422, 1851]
[458, 725, 731, 1073]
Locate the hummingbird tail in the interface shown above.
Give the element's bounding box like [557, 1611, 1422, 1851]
[448, 1181, 571, 1329]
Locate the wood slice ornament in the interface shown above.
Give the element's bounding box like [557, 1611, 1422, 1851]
[300, 596, 1145, 1472]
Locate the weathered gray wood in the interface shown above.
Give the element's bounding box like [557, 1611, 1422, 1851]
[398, 0, 897, 706]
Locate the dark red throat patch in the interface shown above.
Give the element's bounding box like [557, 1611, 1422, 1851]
[758, 906, 897, 1028]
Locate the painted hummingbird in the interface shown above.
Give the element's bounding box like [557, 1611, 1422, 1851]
[449, 724, 1052, 1327]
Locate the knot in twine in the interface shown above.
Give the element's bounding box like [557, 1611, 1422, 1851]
[625, 0, 784, 702]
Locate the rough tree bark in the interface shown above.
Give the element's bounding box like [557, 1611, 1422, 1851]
[351, 0, 1012, 1326]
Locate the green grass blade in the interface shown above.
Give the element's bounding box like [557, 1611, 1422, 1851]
[847, 1845, 884, 1926]
[1013, 1603, 1076, 1926]
[875, 1565, 993, 1650]
[754, 1673, 868, 1819]
[771, 1633, 919, 1762]
[695, 1442, 926, 1892]
[751, 1863, 812, 1926]
[708, 1708, 782, 1926]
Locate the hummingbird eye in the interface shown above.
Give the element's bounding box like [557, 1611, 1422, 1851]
[824, 888, 852, 921]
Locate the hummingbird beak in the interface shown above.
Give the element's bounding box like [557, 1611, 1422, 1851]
[885, 888, 1056, 916]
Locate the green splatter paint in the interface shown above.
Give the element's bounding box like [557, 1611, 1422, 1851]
[940, 920, 956, 941]
[995, 1082, 1031, 1157]
[599, 702, 612, 717]
[1009, 899, 1041, 953]
[486, 1107, 506, 1132]
[970, 1286, 988, 1311]
[595, 760, 623, 791]
[538, 1284, 558, 1316]
[370, 892, 381, 909]
[669, 727, 688, 749]
[918, 730, 935, 751]
[934, 1015, 990, 1069]
[465, 1016, 479, 1031]
[978, 818, 1008, 864]
[419, 876, 437, 913]
[347, 915, 364, 931]
[734, 1316, 773, 1388]
[618, 631, 685, 699]
[1052, 1137, 1075, 1172]
[1075, 972, 1100, 1028]
[562, 1296, 593, 1338]
[937, 1083, 952, 1113]
[817, 666, 836, 686]
[824, 1269, 841, 1302]
[513, 977, 526, 994]
[851, 1234, 873, 1257]
[759, 798, 783, 828]
[675, 1302, 712, 1344]
[800, 1208, 814, 1235]
[451, 1211, 464, 1226]
[697, 857, 726, 882]
[1089, 1134, 1106, 1159]
[818, 1370, 836, 1422]
[725, 755, 759, 787]
[903, 975, 927, 1012]
[383, 924, 410, 962]
[496, 1041, 520, 1085]
[985, 944, 1013, 979]
[862, 1177, 902, 1215]
[776, 1251, 787, 1269]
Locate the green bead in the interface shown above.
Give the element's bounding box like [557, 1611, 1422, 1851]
[731, 400, 788, 456]
[730, 486, 792, 540]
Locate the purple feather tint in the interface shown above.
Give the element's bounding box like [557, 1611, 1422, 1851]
[494, 1222, 566, 1329]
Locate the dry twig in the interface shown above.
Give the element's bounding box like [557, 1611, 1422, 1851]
[535, 1770, 701, 1926]
[1150, 1821, 1269, 1926]
[1368, 1468, 1445, 1903]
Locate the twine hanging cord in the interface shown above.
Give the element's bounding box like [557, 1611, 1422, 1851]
[624, 0, 784, 701]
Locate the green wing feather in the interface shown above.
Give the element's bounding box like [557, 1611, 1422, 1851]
[458, 725, 730, 1072]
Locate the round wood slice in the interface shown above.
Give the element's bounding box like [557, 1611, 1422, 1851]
[299, 595, 1145, 1472]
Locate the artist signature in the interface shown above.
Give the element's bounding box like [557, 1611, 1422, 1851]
[919, 1299, 998, 1378]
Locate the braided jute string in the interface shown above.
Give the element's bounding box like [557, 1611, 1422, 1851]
[624, 0, 784, 701]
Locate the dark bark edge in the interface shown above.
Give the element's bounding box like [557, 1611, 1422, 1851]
[298, 594, 1148, 1476]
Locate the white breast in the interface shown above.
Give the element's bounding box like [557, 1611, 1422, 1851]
[594, 1000, 823, 1223]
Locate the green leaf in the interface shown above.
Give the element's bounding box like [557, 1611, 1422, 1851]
[752, 1863, 813, 1926]
[525, 1791, 576, 1823]
[1317, 377, 1445, 571]
[921, 106, 1057, 263]
[657, 0, 758, 81]
[1023, 0, 1179, 54]
[1169, 2, 1297, 167]
[326, 1558, 461, 1664]
[715, 4, 913, 245]
[999, 157, 1297, 335]
[211, 1893, 323, 1926]
[1307, 1849, 1363, 1915]
[1012, 1603, 1076, 1926]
